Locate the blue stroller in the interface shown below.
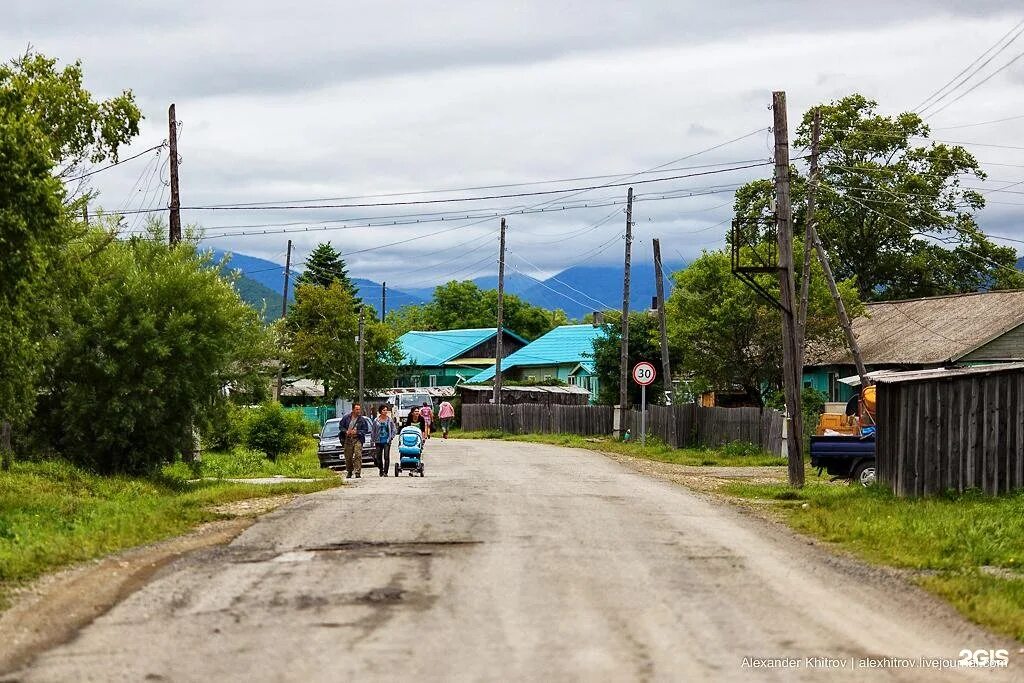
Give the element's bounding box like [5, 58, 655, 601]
[394, 426, 425, 477]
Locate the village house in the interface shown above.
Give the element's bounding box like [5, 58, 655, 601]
[804, 290, 1024, 402]
[470, 324, 606, 403]
[395, 328, 528, 387]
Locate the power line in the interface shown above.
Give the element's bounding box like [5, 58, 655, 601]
[113, 160, 771, 215]
[62, 143, 167, 183]
[933, 113, 1024, 130]
[925, 49, 1024, 119]
[915, 18, 1024, 114]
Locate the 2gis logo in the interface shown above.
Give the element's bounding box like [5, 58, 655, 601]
[957, 648, 1009, 668]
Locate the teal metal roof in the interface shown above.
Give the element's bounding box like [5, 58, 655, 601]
[471, 325, 605, 382]
[397, 328, 528, 367]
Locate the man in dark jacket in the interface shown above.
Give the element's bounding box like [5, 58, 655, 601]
[339, 403, 371, 478]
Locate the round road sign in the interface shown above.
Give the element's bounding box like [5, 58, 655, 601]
[632, 361, 656, 386]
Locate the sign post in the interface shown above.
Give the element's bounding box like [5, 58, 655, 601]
[632, 362, 656, 448]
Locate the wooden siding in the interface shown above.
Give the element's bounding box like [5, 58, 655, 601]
[961, 324, 1024, 362]
[876, 368, 1024, 497]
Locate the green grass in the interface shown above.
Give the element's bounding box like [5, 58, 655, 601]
[723, 480, 1024, 640]
[162, 443, 334, 480]
[450, 430, 787, 467]
[0, 452, 337, 605]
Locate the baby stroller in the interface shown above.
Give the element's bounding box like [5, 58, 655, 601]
[395, 425, 425, 477]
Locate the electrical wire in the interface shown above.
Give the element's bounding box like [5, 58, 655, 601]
[925, 50, 1024, 119]
[62, 143, 167, 183]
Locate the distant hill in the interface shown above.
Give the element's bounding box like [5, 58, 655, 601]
[235, 275, 284, 322]
[213, 249, 683, 321]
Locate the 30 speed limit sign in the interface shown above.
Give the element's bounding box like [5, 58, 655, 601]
[632, 361, 656, 386]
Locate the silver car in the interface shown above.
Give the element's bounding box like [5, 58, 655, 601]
[316, 417, 376, 469]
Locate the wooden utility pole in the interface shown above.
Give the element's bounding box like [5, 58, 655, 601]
[773, 91, 805, 487]
[0, 420, 10, 472]
[82, 204, 89, 226]
[358, 306, 366, 404]
[381, 282, 387, 322]
[810, 227, 869, 386]
[274, 240, 294, 400]
[653, 237, 675, 445]
[617, 188, 634, 437]
[493, 217, 507, 406]
[168, 104, 181, 244]
[796, 110, 821, 371]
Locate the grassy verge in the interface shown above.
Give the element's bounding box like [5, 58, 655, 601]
[723, 480, 1024, 641]
[450, 430, 786, 467]
[0, 447, 337, 605]
[163, 443, 334, 480]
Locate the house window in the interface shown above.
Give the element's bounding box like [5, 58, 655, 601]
[567, 376, 577, 385]
[413, 376, 421, 388]
[827, 372, 838, 402]
[429, 375, 437, 387]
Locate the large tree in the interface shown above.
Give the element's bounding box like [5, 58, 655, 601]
[666, 250, 861, 406]
[734, 94, 1023, 300]
[385, 280, 568, 340]
[285, 282, 401, 400]
[34, 232, 273, 473]
[295, 242, 359, 299]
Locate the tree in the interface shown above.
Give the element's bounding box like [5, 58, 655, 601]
[295, 242, 359, 299]
[0, 51, 140, 188]
[734, 94, 1023, 300]
[591, 311, 677, 406]
[0, 100, 65, 442]
[285, 282, 401, 400]
[34, 232, 274, 473]
[666, 250, 861, 406]
[385, 280, 569, 341]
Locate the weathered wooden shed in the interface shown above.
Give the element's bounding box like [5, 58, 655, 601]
[875, 363, 1024, 497]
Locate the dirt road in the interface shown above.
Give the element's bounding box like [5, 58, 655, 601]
[8, 440, 1018, 681]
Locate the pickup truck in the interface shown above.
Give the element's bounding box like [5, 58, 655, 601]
[809, 434, 876, 487]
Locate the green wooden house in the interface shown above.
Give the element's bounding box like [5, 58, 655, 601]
[804, 291, 1024, 402]
[470, 324, 606, 403]
[395, 328, 528, 387]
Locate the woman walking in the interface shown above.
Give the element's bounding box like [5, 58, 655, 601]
[437, 399, 455, 438]
[420, 401, 433, 439]
[373, 405, 397, 476]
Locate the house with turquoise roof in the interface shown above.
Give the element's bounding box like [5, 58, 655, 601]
[470, 324, 606, 403]
[395, 328, 528, 387]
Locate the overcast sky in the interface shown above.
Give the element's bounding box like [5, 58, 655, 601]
[6, 1, 1024, 288]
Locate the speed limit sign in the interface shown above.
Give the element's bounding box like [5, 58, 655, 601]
[632, 361, 656, 386]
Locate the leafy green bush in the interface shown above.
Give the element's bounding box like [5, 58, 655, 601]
[202, 401, 246, 451]
[240, 402, 314, 461]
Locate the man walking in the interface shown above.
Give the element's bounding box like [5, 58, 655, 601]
[373, 405, 397, 476]
[339, 403, 370, 479]
[438, 399, 455, 438]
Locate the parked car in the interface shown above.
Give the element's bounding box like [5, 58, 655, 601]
[315, 417, 376, 470]
[809, 434, 876, 486]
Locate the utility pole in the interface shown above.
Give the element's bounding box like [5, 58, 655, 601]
[493, 217, 507, 406]
[82, 203, 89, 226]
[653, 237, 675, 445]
[796, 110, 821, 371]
[381, 282, 387, 322]
[773, 91, 805, 487]
[168, 104, 181, 245]
[617, 188, 634, 437]
[275, 240, 293, 401]
[811, 229, 869, 386]
[358, 306, 366, 404]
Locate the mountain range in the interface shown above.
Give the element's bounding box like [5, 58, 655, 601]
[213, 249, 683, 320]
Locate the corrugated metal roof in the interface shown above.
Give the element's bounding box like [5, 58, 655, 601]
[808, 290, 1024, 366]
[458, 384, 591, 395]
[873, 362, 1024, 385]
[471, 325, 606, 382]
[397, 328, 527, 367]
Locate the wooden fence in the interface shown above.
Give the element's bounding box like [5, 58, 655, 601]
[876, 365, 1024, 497]
[463, 402, 784, 454]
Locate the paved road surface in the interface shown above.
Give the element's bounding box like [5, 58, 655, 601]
[10, 439, 1018, 681]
